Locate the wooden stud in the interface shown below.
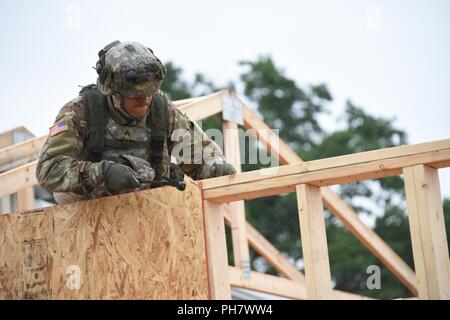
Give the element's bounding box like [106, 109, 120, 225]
[403, 164, 450, 299]
[203, 199, 231, 299]
[17, 187, 34, 212]
[223, 120, 250, 275]
[296, 184, 333, 299]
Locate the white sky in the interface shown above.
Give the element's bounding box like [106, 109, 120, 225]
[1, 0, 449, 197]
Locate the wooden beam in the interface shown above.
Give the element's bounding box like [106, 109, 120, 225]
[0, 136, 45, 172]
[403, 164, 450, 299]
[173, 96, 202, 107]
[223, 120, 250, 275]
[238, 103, 418, 294]
[201, 141, 450, 202]
[17, 187, 35, 211]
[0, 161, 37, 198]
[229, 266, 372, 300]
[202, 198, 231, 299]
[0, 130, 14, 149]
[178, 90, 227, 121]
[296, 184, 333, 299]
[229, 265, 306, 299]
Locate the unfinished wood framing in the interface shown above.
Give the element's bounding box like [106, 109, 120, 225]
[0, 136, 45, 172]
[0, 162, 37, 199]
[202, 199, 231, 299]
[403, 164, 450, 299]
[229, 267, 372, 300]
[201, 139, 450, 202]
[238, 102, 418, 294]
[178, 90, 226, 121]
[0, 127, 34, 150]
[0, 181, 209, 299]
[223, 120, 250, 274]
[296, 184, 333, 299]
[17, 187, 35, 212]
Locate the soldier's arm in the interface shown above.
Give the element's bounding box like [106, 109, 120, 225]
[167, 102, 236, 180]
[36, 97, 104, 194]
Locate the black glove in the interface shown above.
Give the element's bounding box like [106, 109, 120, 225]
[170, 163, 185, 181]
[101, 160, 141, 194]
[204, 162, 236, 178]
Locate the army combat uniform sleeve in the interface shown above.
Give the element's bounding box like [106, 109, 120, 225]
[167, 102, 230, 180]
[36, 97, 105, 195]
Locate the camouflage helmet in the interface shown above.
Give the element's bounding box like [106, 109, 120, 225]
[95, 40, 166, 98]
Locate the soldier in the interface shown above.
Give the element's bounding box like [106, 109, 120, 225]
[36, 40, 236, 204]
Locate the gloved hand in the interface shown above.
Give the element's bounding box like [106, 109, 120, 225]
[201, 162, 236, 179]
[101, 160, 141, 194]
[170, 163, 185, 181]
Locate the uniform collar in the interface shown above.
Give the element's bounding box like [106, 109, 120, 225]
[107, 95, 149, 126]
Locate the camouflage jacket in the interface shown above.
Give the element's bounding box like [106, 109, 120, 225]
[36, 89, 227, 199]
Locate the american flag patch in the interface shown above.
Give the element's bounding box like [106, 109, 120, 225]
[49, 121, 69, 136]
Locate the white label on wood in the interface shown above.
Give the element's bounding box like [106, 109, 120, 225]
[222, 95, 244, 125]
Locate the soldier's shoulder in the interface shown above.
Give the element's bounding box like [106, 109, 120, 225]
[56, 95, 86, 122]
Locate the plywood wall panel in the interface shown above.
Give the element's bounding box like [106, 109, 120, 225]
[0, 181, 209, 299]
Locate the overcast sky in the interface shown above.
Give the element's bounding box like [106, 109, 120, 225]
[1, 0, 449, 196]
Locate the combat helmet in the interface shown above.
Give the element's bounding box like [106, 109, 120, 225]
[95, 40, 166, 98]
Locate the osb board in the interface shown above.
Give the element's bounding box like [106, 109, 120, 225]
[0, 180, 209, 299]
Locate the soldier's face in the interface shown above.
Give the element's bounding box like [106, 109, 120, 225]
[122, 95, 153, 119]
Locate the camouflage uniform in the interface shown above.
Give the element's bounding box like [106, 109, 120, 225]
[36, 89, 227, 203]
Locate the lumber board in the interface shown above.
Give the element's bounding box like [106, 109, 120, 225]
[296, 184, 333, 299]
[0, 136, 45, 172]
[229, 266, 372, 300]
[201, 141, 450, 202]
[403, 165, 450, 299]
[0, 162, 37, 199]
[202, 199, 231, 299]
[223, 120, 250, 272]
[178, 90, 226, 121]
